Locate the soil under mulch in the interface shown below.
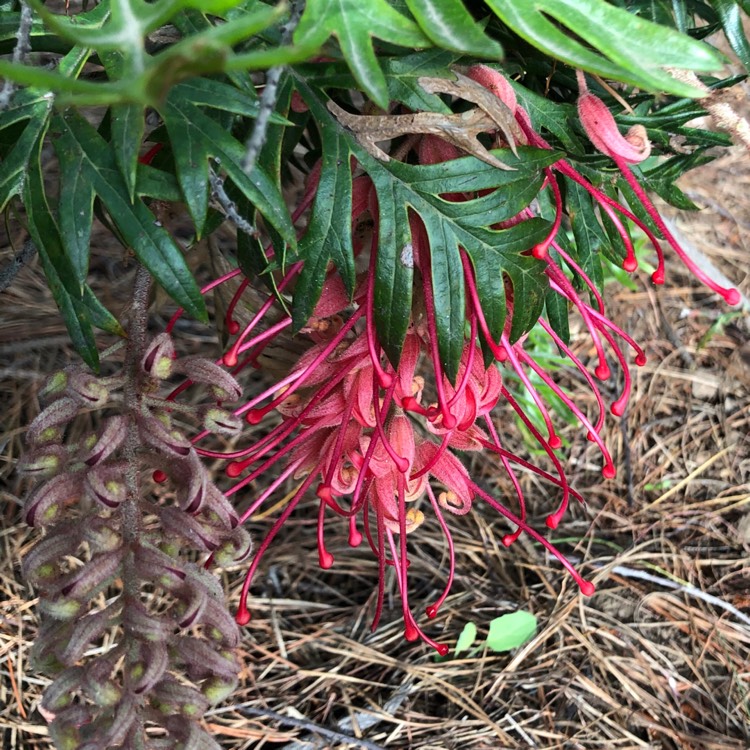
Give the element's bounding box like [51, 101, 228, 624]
[1, 101, 749, 750]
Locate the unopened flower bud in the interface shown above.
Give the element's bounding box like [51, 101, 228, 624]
[65, 371, 109, 408]
[41, 666, 84, 711]
[202, 407, 243, 436]
[24, 473, 82, 527]
[26, 397, 78, 446]
[129, 642, 168, 694]
[16, 445, 68, 478]
[142, 333, 175, 379]
[201, 603, 240, 647]
[577, 72, 651, 164]
[57, 548, 124, 601]
[213, 526, 253, 567]
[158, 507, 222, 552]
[59, 606, 118, 665]
[138, 415, 192, 458]
[202, 675, 238, 705]
[177, 636, 238, 681]
[174, 357, 242, 401]
[152, 676, 209, 718]
[39, 370, 69, 401]
[85, 462, 128, 509]
[22, 524, 80, 585]
[80, 415, 128, 466]
[82, 518, 121, 553]
[122, 600, 173, 643]
[39, 596, 82, 621]
[174, 584, 208, 628]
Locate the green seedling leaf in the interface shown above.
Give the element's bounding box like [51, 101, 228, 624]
[454, 621, 477, 657]
[486, 611, 537, 653]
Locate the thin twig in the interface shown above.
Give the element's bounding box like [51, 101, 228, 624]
[603, 563, 750, 629]
[234, 705, 387, 750]
[0, 1, 34, 111]
[240, 0, 306, 175]
[209, 167, 258, 236]
[0, 240, 37, 293]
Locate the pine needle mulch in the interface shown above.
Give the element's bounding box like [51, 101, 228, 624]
[2, 140, 749, 750]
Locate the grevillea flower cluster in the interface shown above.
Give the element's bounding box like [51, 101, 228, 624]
[158, 66, 740, 655]
[20, 322, 251, 750]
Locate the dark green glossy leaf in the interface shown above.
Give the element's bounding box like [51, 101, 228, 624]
[295, 0, 430, 107]
[405, 0, 503, 57]
[111, 103, 145, 201]
[162, 93, 296, 248]
[545, 284, 570, 346]
[53, 132, 94, 285]
[369, 176, 413, 367]
[24, 126, 98, 369]
[487, 0, 723, 96]
[56, 110, 207, 322]
[564, 177, 606, 293]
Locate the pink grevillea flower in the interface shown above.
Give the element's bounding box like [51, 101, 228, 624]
[158, 69, 740, 654]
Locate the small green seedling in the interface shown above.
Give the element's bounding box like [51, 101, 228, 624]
[451, 611, 538, 659]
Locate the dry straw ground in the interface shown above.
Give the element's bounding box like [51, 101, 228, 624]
[1, 87, 749, 750]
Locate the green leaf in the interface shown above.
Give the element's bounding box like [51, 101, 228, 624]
[162, 91, 296, 247]
[454, 621, 477, 656]
[369, 174, 414, 368]
[486, 611, 537, 653]
[0, 98, 49, 212]
[545, 284, 570, 346]
[711, 0, 750, 70]
[55, 110, 207, 322]
[293, 113, 355, 329]
[24, 125, 99, 369]
[110, 104, 145, 202]
[53, 133, 94, 285]
[294, 0, 430, 107]
[564, 176, 606, 294]
[382, 49, 457, 111]
[486, 0, 723, 97]
[404, 0, 503, 57]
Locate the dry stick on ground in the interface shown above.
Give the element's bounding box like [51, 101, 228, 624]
[0, 240, 36, 293]
[233, 706, 387, 750]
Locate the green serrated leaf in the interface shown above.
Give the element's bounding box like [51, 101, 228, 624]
[486, 611, 537, 653]
[295, 0, 430, 107]
[487, 0, 723, 97]
[564, 176, 606, 293]
[110, 103, 145, 201]
[24, 125, 98, 369]
[295, 81, 555, 374]
[162, 93, 296, 248]
[56, 110, 207, 322]
[382, 49, 457, 111]
[53, 134, 94, 285]
[298, 115, 355, 295]
[370, 176, 414, 368]
[405, 0, 502, 57]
